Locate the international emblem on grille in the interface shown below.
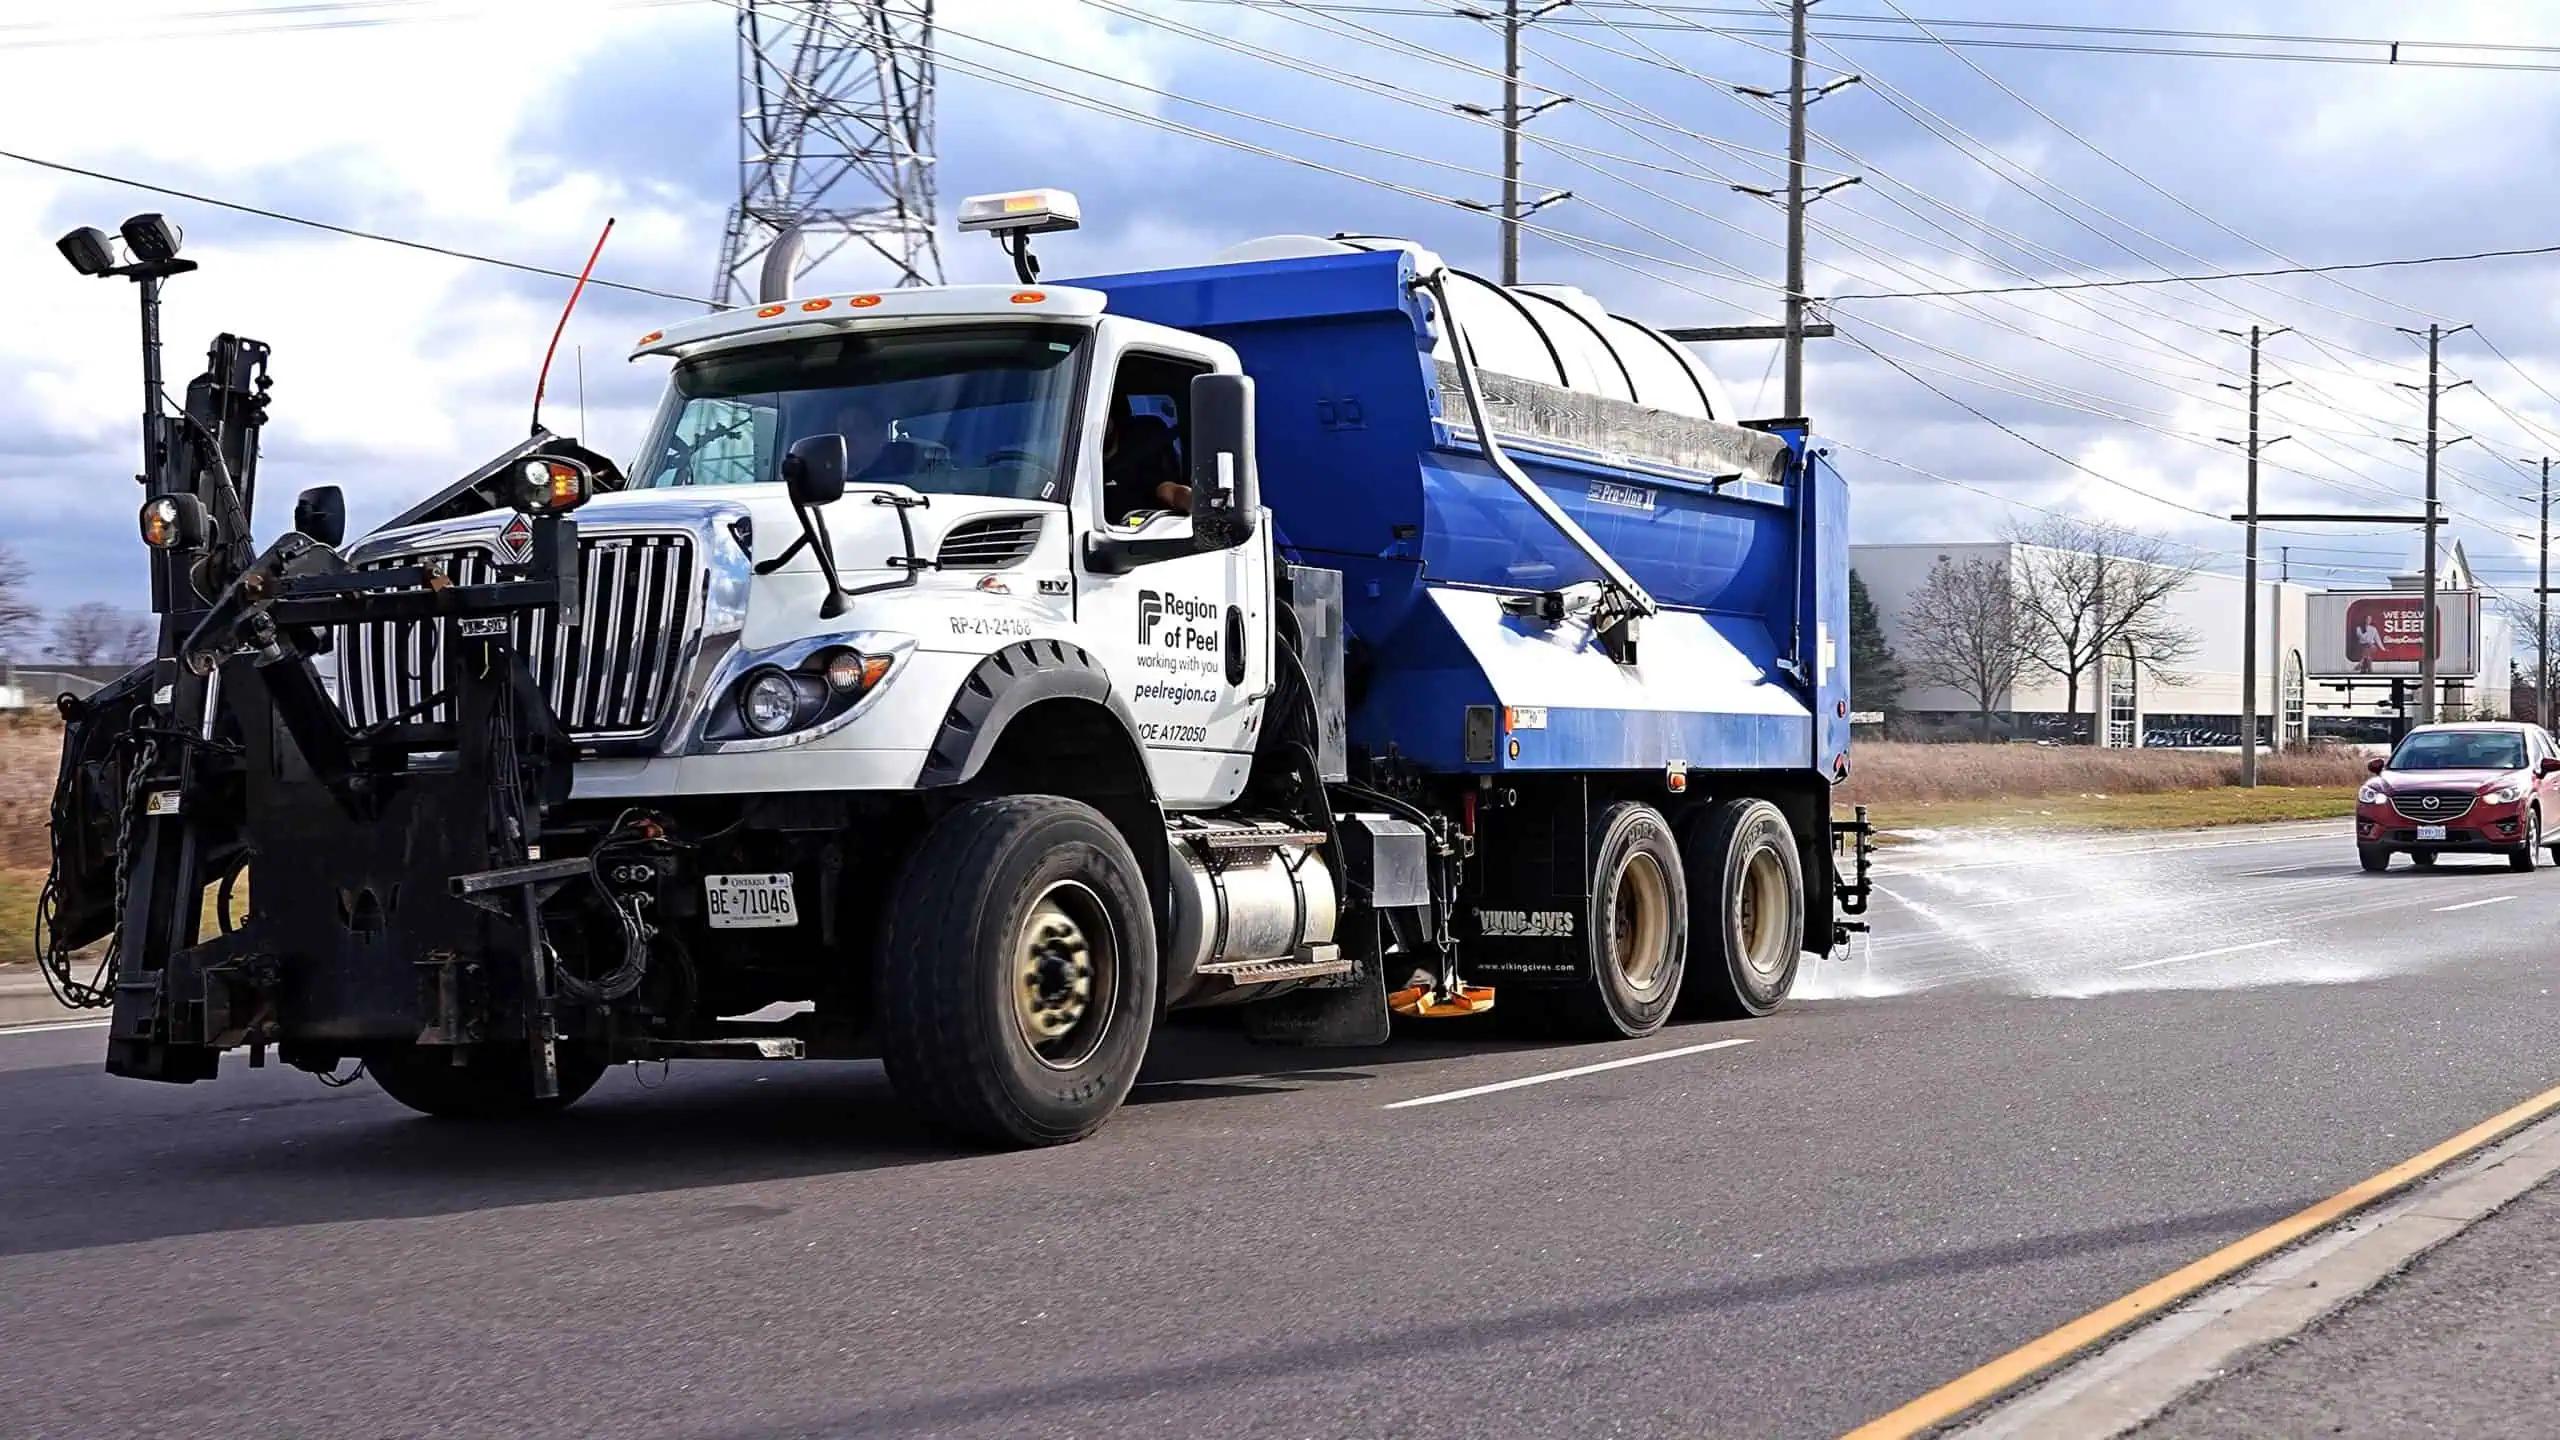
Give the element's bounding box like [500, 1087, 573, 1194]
[494, 512, 535, 566]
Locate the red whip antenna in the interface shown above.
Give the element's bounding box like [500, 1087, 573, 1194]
[532, 216, 615, 436]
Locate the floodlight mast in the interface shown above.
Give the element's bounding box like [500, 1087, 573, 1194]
[58, 214, 198, 503]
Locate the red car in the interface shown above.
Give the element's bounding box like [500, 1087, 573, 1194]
[2357, 721, 2560, 872]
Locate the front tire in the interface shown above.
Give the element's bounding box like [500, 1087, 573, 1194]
[1561, 801, 1688, 1039]
[2357, 845, 2391, 873]
[1679, 799, 1806, 1019]
[2512, 806, 2542, 872]
[368, 1044, 607, 1120]
[879, 796, 1158, 1148]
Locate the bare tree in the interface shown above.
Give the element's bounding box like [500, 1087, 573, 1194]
[2011, 518, 2200, 741]
[1900, 552, 2035, 739]
[2495, 591, 2557, 724]
[48, 601, 154, 667]
[0, 545, 36, 663]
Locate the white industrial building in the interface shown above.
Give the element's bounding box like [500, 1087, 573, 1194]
[1852, 539, 2514, 746]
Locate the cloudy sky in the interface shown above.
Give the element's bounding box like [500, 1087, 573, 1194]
[6, 0, 2560, 644]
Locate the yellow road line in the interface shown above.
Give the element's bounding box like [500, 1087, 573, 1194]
[1841, 1079, 2560, 1440]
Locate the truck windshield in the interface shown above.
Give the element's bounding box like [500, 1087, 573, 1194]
[632, 324, 1084, 501]
[2389, 730, 2524, 771]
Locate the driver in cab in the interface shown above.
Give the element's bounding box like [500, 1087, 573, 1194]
[793, 390, 936, 485]
[1101, 405, 1190, 524]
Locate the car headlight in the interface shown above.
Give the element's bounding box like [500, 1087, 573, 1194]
[2485, 781, 2528, 804]
[2359, 782, 2387, 804]
[739, 668, 804, 737]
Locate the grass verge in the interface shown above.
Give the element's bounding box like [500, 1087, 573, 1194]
[1869, 784, 2358, 838]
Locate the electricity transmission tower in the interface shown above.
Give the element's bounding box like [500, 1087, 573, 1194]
[713, 0, 943, 308]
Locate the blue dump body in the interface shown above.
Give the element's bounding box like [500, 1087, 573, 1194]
[1075, 246, 1850, 783]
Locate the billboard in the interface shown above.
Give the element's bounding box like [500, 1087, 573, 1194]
[2305, 591, 2481, 679]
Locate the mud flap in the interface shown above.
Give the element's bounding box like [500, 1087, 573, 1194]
[1829, 803, 1874, 950]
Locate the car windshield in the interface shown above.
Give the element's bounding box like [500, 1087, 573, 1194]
[2389, 730, 2525, 771]
[631, 324, 1084, 501]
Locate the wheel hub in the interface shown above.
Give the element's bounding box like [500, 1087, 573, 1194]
[1011, 880, 1119, 1070]
[1018, 914, 1093, 1040]
[1736, 847, 1789, 982]
[1611, 850, 1673, 994]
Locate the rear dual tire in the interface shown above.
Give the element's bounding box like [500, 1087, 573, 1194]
[1556, 797, 1807, 1039]
[1680, 799, 1805, 1019]
[1560, 802, 1690, 1039]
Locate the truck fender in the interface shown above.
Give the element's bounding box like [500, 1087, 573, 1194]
[918, 639, 1153, 794]
[918, 640, 1170, 946]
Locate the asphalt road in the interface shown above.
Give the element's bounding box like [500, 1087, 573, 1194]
[4, 818, 2557, 1440]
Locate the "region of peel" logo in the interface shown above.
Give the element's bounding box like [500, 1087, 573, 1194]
[1137, 589, 1220, 648]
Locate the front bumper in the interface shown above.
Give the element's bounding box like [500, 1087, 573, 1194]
[2358, 800, 2529, 849]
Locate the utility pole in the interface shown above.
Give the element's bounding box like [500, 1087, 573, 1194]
[1457, 1, 1572, 285]
[2221, 324, 2291, 786]
[2394, 322, 2474, 725]
[1733, 0, 1859, 417]
[2537, 458, 2553, 726]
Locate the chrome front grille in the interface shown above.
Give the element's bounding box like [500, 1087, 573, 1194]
[935, 514, 1043, 569]
[2390, 791, 2477, 822]
[335, 531, 700, 741]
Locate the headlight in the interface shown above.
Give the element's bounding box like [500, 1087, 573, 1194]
[2359, 782, 2388, 804]
[740, 668, 803, 737]
[705, 644, 903, 745]
[2485, 781, 2528, 804]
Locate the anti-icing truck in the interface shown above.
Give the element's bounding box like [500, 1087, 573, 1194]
[41, 195, 1870, 1146]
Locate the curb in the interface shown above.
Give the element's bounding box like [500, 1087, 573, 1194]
[0, 974, 87, 1030]
[1949, 1110, 2560, 1438]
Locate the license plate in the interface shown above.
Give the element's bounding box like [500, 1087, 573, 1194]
[705, 873, 798, 929]
[2417, 824, 2448, 841]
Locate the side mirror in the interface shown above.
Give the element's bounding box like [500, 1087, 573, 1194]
[1188, 372, 1258, 548]
[2537, 756, 2560, 777]
[782, 434, 849, 508]
[2367, 756, 2388, 775]
[293, 485, 347, 547]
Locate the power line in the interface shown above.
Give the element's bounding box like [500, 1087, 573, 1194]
[0, 145, 713, 305]
[0, 0, 712, 50]
[1164, 1, 2560, 72]
[927, 44, 1782, 316]
[1095, 0, 1839, 175]
[934, 18, 1771, 293]
[1826, 242, 2560, 303]
[1863, 0, 2419, 330]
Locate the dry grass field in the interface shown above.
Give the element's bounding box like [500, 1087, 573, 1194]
[1838, 740, 2373, 805]
[2, 718, 61, 967]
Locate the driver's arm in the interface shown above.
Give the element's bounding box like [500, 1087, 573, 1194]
[1153, 479, 1192, 514]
